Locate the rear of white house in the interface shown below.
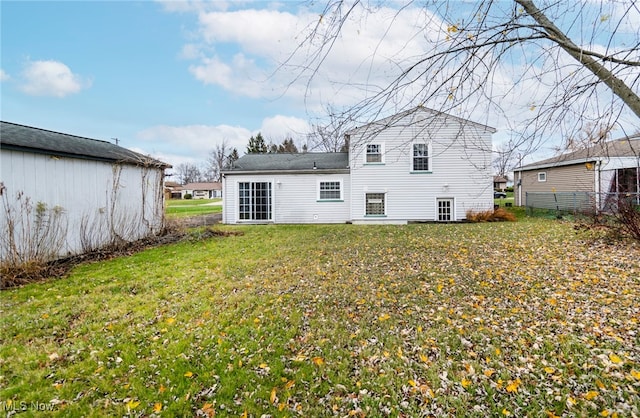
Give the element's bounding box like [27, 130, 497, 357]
[222, 106, 495, 224]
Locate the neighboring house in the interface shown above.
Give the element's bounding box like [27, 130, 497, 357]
[222, 106, 496, 224]
[0, 121, 170, 261]
[514, 135, 640, 209]
[493, 175, 508, 191]
[164, 181, 183, 199]
[181, 182, 222, 199]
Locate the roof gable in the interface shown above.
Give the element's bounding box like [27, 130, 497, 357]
[0, 121, 169, 168]
[346, 106, 496, 136]
[224, 152, 349, 173]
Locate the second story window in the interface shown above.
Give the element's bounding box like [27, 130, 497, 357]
[366, 144, 383, 163]
[412, 143, 431, 171]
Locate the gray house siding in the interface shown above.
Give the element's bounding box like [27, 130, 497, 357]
[515, 163, 595, 206]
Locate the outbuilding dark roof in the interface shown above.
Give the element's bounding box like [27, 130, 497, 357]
[0, 121, 170, 168]
[224, 152, 349, 173]
[518, 135, 640, 171]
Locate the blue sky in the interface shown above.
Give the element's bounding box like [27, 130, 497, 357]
[2, 1, 639, 171]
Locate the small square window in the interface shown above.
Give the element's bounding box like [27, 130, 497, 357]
[365, 193, 385, 215]
[366, 144, 382, 163]
[538, 172, 547, 182]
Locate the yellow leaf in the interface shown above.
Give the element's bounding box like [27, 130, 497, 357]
[544, 367, 555, 374]
[285, 379, 295, 390]
[312, 356, 324, 366]
[417, 326, 423, 333]
[495, 348, 501, 356]
[259, 363, 268, 369]
[596, 379, 605, 390]
[506, 379, 520, 393]
[378, 313, 391, 321]
[483, 369, 495, 378]
[436, 284, 444, 293]
[166, 317, 176, 325]
[609, 353, 623, 364]
[126, 399, 140, 409]
[630, 369, 640, 380]
[270, 387, 277, 404]
[159, 384, 166, 393]
[241, 411, 248, 418]
[584, 390, 598, 400]
[153, 403, 163, 413]
[408, 379, 417, 387]
[41, 313, 49, 319]
[600, 410, 610, 417]
[502, 408, 511, 416]
[461, 378, 471, 389]
[94, 366, 104, 374]
[253, 318, 261, 324]
[419, 354, 428, 363]
[184, 371, 194, 377]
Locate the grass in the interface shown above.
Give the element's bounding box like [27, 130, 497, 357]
[165, 199, 222, 218]
[1, 217, 639, 417]
[494, 191, 515, 208]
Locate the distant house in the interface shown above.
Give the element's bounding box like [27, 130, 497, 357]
[514, 135, 640, 209]
[493, 175, 508, 191]
[222, 106, 495, 224]
[0, 121, 170, 262]
[181, 182, 222, 199]
[164, 181, 183, 199]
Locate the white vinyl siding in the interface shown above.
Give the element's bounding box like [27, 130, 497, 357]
[349, 111, 493, 222]
[224, 174, 350, 224]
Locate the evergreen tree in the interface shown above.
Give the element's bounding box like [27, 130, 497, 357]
[246, 133, 267, 154]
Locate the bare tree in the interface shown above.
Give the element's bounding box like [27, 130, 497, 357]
[288, 1, 640, 154]
[175, 163, 202, 185]
[308, 105, 351, 152]
[493, 140, 518, 179]
[207, 140, 230, 182]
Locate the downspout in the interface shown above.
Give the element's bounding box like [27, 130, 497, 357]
[594, 159, 602, 213]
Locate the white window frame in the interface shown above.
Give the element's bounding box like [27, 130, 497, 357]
[411, 142, 432, 172]
[238, 181, 273, 221]
[365, 143, 384, 164]
[365, 192, 386, 216]
[436, 198, 454, 222]
[317, 179, 343, 201]
[538, 172, 547, 182]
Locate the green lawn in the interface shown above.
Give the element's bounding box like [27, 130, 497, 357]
[165, 198, 222, 218]
[1, 219, 639, 417]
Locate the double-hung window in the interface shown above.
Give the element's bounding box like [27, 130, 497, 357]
[366, 144, 383, 163]
[412, 143, 431, 172]
[318, 180, 342, 201]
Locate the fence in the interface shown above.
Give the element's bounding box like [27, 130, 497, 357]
[525, 192, 640, 216]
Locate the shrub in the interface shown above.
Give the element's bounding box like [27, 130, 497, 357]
[505, 186, 514, 192]
[466, 207, 517, 222]
[184, 193, 193, 200]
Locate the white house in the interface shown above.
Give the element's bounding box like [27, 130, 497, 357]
[181, 182, 222, 199]
[0, 121, 170, 262]
[222, 106, 495, 224]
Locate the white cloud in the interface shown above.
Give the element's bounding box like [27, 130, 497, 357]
[0, 69, 9, 82]
[136, 123, 252, 159]
[20, 60, 90, 97]
[259, 115, 310, 141]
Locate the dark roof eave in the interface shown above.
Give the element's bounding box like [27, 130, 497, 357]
[223, 168, 350, 175]
[1, 143, 171, 169]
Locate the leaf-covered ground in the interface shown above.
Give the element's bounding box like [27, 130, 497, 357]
[1, 219, 639, 417]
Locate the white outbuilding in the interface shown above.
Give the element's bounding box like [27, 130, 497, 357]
[0, 121, 171, 263]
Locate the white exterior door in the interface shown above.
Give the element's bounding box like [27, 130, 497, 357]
[437, 198, 454, 221]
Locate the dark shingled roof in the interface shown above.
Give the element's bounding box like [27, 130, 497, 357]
[225, 152, 349, 173]
[0, 121, 170, 168]
[519, 135, 640, 171]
